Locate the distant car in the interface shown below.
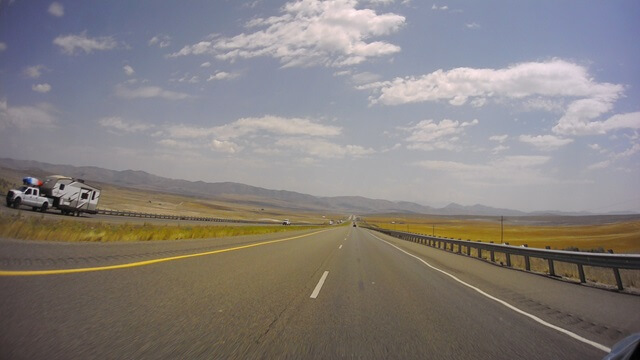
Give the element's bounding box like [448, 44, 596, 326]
[353, 223, 356, 227]
[282, 219, 291, 225]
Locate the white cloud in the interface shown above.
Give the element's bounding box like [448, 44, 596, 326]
[350, 72, 382, 85]
[401, 118, 478, 151]
[170, 0, 405, 68]
[275, 137, 375, 159]
[182, 75, 200, 83]
[158, 139, 198, 150]
[522, 98, 564, 112]
[416, 155, 553, 185]
[519, 134, 573, 151]
[123, 65, 135, 76]
[53, 32, 118, 55]
[220, 115, 342, 139]
[363, 59, 638, 137]
[243, 1, 262, 9]
[0, 42, 6, 52]
[491, 145, 509, 154]
[200, 62, 212, 68]
[587, 160, 610, 170]
[157, 115, 374, 160]
[465, 22, 480, 29]
[431, 4, 448, 10]
[24, 65, 46, 78]
[148, 35, 171, 48]
[98, 116, 152, 133]
[0, 99, 56, 129]
[115, 85, 191, 100]
[211, 139, 242, 154]
[366, 59, 621, 106]
[553, 111, 640, 136]
[48, 2, 64, 17]
[163, 115, 341, 140]
[207, 71, 240, 82]
[588, 143, 601, 151]
[489, 134, 508, 143]
[32, 83, 52, 93]
[587, 143, 640, 170]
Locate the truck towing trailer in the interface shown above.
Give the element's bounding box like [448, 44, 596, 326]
[6, 176, 101, 216]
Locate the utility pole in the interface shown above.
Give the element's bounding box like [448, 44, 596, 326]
[501, 216, 504, 243]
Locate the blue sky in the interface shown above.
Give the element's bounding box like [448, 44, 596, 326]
[1, 0, 639, 212]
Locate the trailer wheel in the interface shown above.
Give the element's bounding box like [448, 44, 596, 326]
[12, 198, 21, 209]
[41, 202, 48, 213]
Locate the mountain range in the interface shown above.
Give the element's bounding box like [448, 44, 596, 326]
[0, 158, 633, 216]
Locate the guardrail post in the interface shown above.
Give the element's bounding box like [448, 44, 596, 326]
[466, 245, 471, 256]
[548, 259, 555, 276]
[489, 242, 495, 262]
[506, 253, 511, 267]
[577, 264, 586, 283]
[477, 247, 482, 259]
[457, 244, 461, 254]
[520, 245, 530, 270]
[613, 268, 624, 290]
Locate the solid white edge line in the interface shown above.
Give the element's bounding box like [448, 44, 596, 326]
[310, 271, 329, 299]
[366, 231, 611, 354]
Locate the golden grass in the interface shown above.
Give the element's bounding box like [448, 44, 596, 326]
[0, 212, 323, 242]
[365, 216, 640, 254]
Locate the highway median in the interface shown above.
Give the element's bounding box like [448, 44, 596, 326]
[0, 212, 324, 242]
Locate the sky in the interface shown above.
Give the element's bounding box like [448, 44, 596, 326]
[1, 0, 639, 213]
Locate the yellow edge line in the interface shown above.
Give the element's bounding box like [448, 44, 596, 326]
[0, 229, 331, 277]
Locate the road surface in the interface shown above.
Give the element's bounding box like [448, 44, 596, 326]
[1, 226, 638, 359]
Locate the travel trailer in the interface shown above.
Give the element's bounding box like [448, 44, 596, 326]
[41, 175, 101, 215]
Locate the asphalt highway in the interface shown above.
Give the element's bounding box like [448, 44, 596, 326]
[1, 226, 638, 359]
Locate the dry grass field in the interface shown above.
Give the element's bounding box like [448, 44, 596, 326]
[364, 215, 640, 254]
[0, 211, 324, 242]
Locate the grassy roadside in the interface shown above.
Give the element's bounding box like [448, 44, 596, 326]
[365, 216, 640, 254]
[0, 212, 323, 242]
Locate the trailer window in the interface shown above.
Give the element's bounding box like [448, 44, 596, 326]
[59, 184, 65, 190]
[81, 192, 89, 200]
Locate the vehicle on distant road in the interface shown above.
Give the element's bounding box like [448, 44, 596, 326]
[282, 219, 291, 225]
[6, 176, 101, 216]
[353, 223, 357, 227]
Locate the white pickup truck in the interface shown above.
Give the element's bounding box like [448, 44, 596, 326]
[6, 186, 54, 212]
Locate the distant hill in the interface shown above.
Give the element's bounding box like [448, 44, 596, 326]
[0, 158, 633, 216]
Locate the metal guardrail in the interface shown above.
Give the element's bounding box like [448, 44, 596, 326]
[366, 227, 640, 291]
[97, 209, 282, 225]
